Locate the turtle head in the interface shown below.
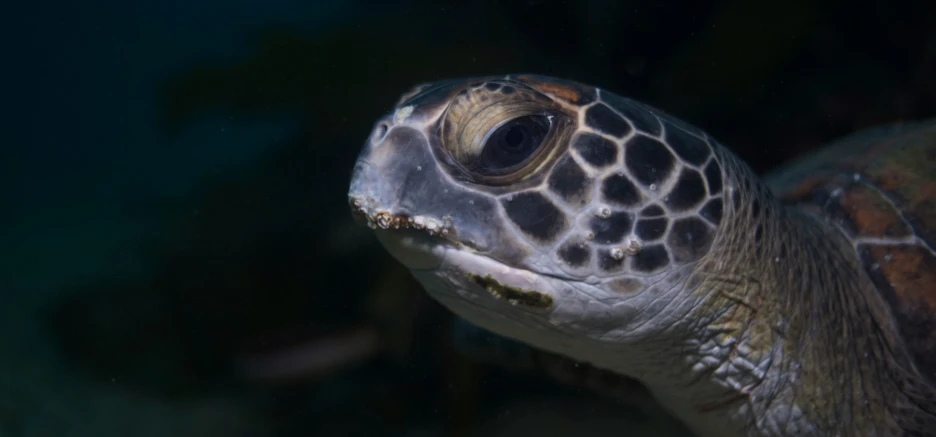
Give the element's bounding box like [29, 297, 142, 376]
[348, 75, 729, 361]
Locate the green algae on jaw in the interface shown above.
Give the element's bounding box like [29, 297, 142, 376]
[465, 273, 553, 309]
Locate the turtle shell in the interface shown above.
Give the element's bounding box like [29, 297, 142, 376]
[765, 119, 936, 383]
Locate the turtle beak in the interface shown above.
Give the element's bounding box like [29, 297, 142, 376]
[348, 124, 450, 271]
[347, 117, 424, 217]
[348, 195, 448, 272]
[347, 159, 378, 227]
[346, 119, 399, 227]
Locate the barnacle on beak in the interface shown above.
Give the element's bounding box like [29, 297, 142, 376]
[350, 197, 457, 240]
[349, 197, 461, 270]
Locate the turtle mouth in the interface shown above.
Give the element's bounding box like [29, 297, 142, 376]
[436, 248, 556, 311]
[373, 228, 448, 270]
[349, 196, 458, 270]
[349, 196, 556, 310]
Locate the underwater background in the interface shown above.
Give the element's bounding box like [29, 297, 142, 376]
[6, 0, 936, 436]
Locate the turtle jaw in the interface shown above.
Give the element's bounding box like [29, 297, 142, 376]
[437, 247, 557, 312]
[408, 244, 574, 342]
[349, 189, 561, 317]
[349, 192, 558, 310]
[405, 246, 672, 378]
[372, 228, 448, 271]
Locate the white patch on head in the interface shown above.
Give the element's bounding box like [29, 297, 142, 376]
[393, 105, 415, 124]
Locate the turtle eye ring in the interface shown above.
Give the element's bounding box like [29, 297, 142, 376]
[439, 81, 574, 185]
[476, 114, 551, 175]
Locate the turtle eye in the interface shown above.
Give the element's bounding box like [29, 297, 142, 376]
[478, 114, 551, 174]
[439, 81, 573, 184]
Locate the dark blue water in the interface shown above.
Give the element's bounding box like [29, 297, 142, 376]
[4, 1, 934, 436]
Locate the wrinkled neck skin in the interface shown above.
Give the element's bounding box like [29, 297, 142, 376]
[412, 151, 930, 437]
[677, 153, 934, 437]
[663, 198, 897, 437]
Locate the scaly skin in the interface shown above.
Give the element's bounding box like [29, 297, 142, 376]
[347, 75, 936, 436]
[674, 147, 936, 435]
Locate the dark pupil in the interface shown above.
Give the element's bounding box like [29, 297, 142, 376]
[478, 114, 549, 173]
[503, 125, 527, 150]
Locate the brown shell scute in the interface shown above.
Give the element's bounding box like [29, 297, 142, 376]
[863, 244, 936, 383]
[859, 131, 936, 251]
[840, 181, 913, 238]
[771, 119, 936, 383]
[771, 119, 936, 248]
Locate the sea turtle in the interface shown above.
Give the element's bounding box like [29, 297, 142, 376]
[347, 74, 936, 436]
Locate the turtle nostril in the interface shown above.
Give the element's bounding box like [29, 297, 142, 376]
[373, 122, 390, 144]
